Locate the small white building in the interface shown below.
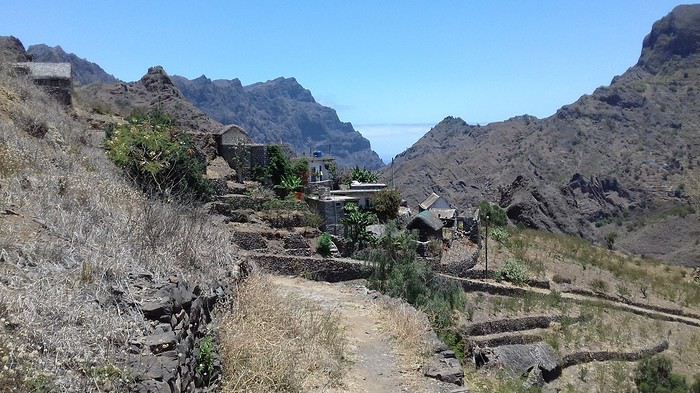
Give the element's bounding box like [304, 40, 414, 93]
[331, 181, 387, 209]
[308, 154, 336, 183]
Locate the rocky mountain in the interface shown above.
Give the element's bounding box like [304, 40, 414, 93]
[386, 4, 700, 266]
[77, 66, 226, 133]
[0, 35, 30, 62]
[27, 44, 119, 85]
[172, 75, 384, 169]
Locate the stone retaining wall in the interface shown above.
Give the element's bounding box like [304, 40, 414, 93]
[124, 265, 248, 393]
[253, 253, 373, 282]
[561, 341, 669, 368]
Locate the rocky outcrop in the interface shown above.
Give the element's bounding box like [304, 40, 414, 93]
[638, 5, 700, 73]
[27, 44, 119, 85]
[473, 342, 561, 383]
[172, 75, 384, 169]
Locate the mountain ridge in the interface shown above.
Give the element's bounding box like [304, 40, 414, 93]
[172, 74, 384, 169]
[385, 4, 700, 265]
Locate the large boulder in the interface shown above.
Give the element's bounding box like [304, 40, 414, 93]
[474, 342, 561, 382]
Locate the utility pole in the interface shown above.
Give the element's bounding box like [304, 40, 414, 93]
[485, 214, 489, 279]
[391, 157, 395, 188]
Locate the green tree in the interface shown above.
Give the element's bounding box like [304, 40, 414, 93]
[479, 201, 507, 227]
[634, 356, 689, 393]
[371, 189, 402, 222]
[342, 203, 376, 251]
[266, 145, 292, 187]
[106, 112, 211, 200]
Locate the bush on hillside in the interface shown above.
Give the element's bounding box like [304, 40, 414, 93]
[106, 112, 212, 200]
[371, 189, 402, 221]
[496, 260, 529, 286]
[490, 227, 510, 243]
[317, 233, 333, 257]
[634, 355, 689, 393]
[479, 201, 508, 227]
[366, 224, 465, 348]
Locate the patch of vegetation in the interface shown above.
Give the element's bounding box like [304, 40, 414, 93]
[605, 231, 618, 250]
[342, 203, 377, 252]
[634, 355, 691, 393]
[105, 111, 212, 200]
[589, 279, 609, 293]
[509, 229, 700, 307]
[479, 201, 508, 227]
[490, 227, 510, 243]
[495, 260, 529, 286]
[317, 233, 333, 257]
[350, 166, 378, 183]
[370, 189, 402, 222]
[197, 336, 216, 386]
[364, 224, 465, 356]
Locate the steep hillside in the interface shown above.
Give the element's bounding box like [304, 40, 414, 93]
[27, 44, 119, 85]
[172, 75, 384, 169]
[76, 66, 229, 136]
[386, 4, 700, 266]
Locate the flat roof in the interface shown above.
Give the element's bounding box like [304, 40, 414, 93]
[15, 62, 71, 79]
[307, 195, 358, 202]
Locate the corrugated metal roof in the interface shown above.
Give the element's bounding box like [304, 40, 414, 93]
[419, 192, 441, 210]
[430, 208, 456, 219]
[15, 62, 71, 79]
[407, 210, 444, 232]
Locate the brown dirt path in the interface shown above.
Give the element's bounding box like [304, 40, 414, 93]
[270, 276, 453, 393]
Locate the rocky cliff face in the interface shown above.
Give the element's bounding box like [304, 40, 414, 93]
[27, 44, 119, 85]
[172, 75, 384, 169]
[386, 5, 700, 265]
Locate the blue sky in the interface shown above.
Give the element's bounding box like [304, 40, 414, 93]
[1, 1, 683, 162]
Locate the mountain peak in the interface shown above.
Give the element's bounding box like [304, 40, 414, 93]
[0, 35, 30, 62]
[638, 4, 700, 72]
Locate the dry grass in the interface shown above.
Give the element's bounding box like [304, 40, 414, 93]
[219, 274, 346, 393]
[376, 296, 433, 366]
[0, 67, 243, 391]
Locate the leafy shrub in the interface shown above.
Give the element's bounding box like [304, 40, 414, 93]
[106, 112, 212, 200]
[365, 224, 465, 354]
[490, 227, 510, 243]
[275, 174, 302, 198]
[342, 203, 376, 252]
[479, 201, 507, 227]
[350, 166, 378, 183]
[496, 260, 529, 286]
[634, 355, 689, 393]
[370, 189, 402, 222]
[317, 233, 333, 257]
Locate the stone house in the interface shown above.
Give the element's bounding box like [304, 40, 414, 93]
[14, 62, 72, 105]
[306, 188, 358, 236]
[214, 124, 294, 180]
[406, 210, 445, 241]
[419, 192, 457, 227]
